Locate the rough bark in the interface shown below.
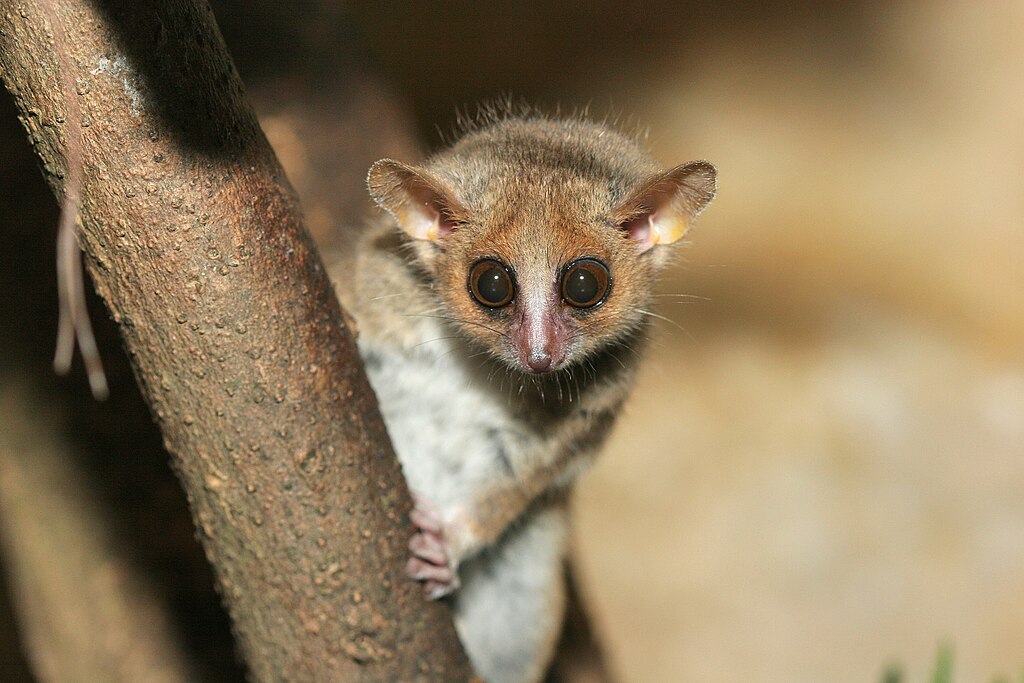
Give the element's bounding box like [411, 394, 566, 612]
[0, 1, 472, 680]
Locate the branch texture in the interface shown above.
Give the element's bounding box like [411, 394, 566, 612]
[0, 1, 472, 680]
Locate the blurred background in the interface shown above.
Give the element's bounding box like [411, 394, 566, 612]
[1, 1, 1022, 681]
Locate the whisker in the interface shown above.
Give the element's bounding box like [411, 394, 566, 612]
[613, 342, 643, 363]
[603, 348, 628, 371]
[636, 308, 701, 347]
[636, 309, 682, 328]
[411, 336, 460, 349]
[404, 305, 446, 316]
[401, 313, 508, 339]
[650, 293, 710, 301]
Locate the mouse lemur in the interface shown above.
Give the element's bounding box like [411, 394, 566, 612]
[331, 112, 716, 683]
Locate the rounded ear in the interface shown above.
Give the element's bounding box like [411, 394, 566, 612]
[366, 159, 470, 242]
[612, 160, 717, 253]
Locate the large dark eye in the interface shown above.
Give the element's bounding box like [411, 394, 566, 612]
[561, 258, 611, 309]
[468, 259, 515, 308]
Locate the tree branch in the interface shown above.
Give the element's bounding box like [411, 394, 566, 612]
[0, 1, 473, 680]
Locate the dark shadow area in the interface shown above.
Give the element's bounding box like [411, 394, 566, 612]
[348, 0, 875, 147]
[0, 554, 35, 682]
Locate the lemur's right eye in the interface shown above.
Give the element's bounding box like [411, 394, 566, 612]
[468, 259, 515, 308]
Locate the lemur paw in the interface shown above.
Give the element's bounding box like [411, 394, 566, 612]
[406, 494, 461, 600]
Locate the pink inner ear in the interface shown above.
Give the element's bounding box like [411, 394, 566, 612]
[403, 180, 462, 241]
[621, 213, 650, 242]
[619, 213, 656, 252]
[434, 208, 458, 239]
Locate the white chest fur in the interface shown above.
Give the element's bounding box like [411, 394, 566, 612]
[359, 320, 537, 516]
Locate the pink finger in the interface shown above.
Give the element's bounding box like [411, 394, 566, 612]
[409, 534, 447, 565]
[410, 508, 443, 533]
[406, 557, 454, 583]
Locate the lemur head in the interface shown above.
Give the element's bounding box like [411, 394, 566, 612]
[367, 116, 716, 375]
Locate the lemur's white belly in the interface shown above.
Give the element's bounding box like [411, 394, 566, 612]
[359, 324, 570, 683]
[360, 331, 526, 513]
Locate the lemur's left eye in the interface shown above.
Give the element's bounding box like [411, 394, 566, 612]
[561, 259, 610, 309]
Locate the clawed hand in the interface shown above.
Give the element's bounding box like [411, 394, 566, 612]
[406, 493, 461, 600]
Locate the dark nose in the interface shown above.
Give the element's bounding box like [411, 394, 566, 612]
[527, 349, 552, 373]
